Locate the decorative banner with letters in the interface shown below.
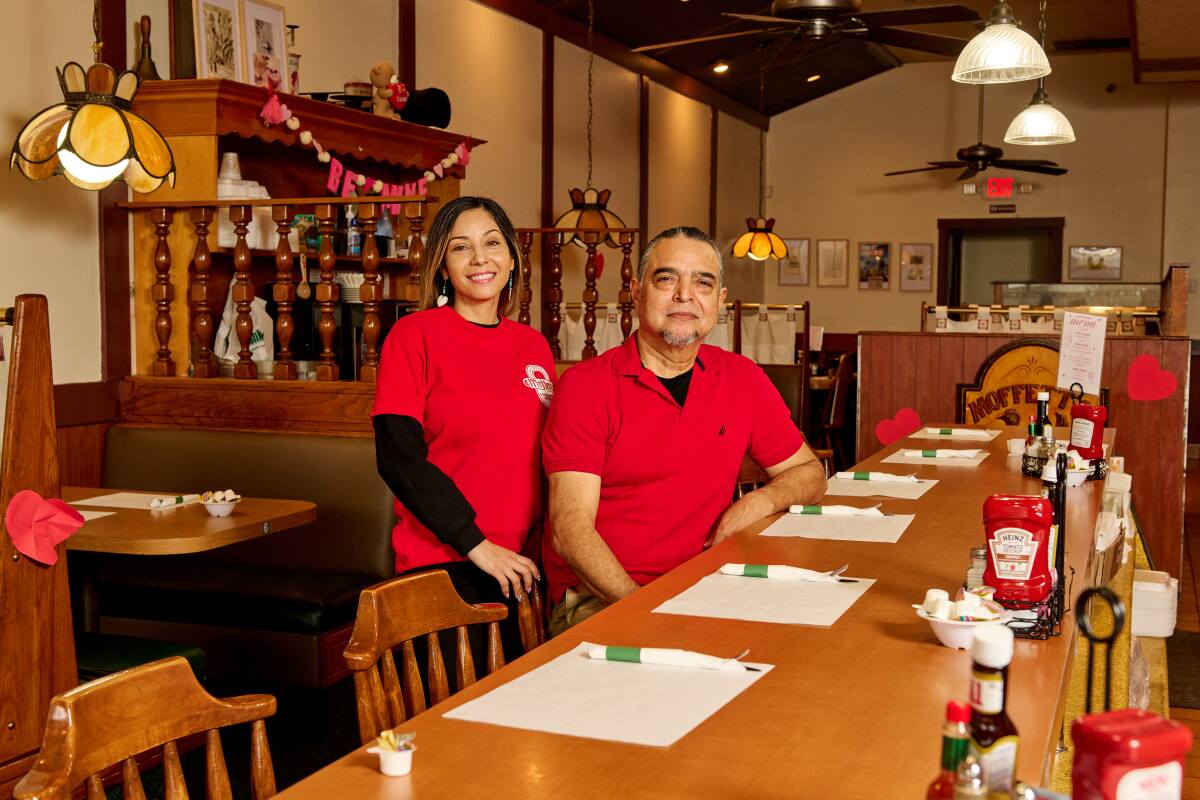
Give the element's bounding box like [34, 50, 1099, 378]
[957, 340, 1104, 427]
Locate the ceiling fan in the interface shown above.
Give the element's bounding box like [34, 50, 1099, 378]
[885, 87, 1068, 181]
[632, 0, 982, 58]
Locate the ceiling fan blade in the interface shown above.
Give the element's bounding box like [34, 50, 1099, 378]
[885, 165, 959, 176]
[992, 158, 1060, 167]
[861, 27, 970, 57]
[721, 11, 803, 25]
[928, 160, 966, 167]
[853, 4, 982, 27]
[631, 28, 792, 53]
[956, 167, 979, 181]
[993, 161, 1069, 176]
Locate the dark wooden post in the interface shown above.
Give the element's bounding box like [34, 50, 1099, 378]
[582, 233, 600, 360]
[545, 234, 564, 360]
[150, 207, 175, 376]
[618, 231, 634, 342]
[732, 300, 743, 355]
[314, 203, 340, 381]
[189, 207, 217, 378]
[359, 203, 381, 382]
[229, 204, 256, 379]
[403, 201, 426, 303]
[517, 231, 534, 326]
[272, 204, 298, 381]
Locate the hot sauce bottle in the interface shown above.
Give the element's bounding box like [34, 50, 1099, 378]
[927, 701, 972, 799]
[968, 626, 1020, 798]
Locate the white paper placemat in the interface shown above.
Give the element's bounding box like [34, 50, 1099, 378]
[443, 642, 772, 747]
[653, 573, 875, 627]
[824, 477, 938, 500]
[882, 450, 990, 468]
[760, 513, 915, 543]
[78, 510, 116, 521]
[909, 427, 1001, 441]
[70, 492, 158, 510]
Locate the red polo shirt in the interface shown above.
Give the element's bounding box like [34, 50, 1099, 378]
[541, 335, 805, 600]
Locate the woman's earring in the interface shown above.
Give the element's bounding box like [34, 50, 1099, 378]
[436, 275, 449, 307]
[507, 271, 515, 291]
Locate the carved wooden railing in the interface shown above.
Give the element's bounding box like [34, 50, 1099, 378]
[516, 228, 639, 361]
[121, 197, 432, 382]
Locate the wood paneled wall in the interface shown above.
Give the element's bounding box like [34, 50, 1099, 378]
[56, 424, 111, 488]
[857, 332, 1190, 579]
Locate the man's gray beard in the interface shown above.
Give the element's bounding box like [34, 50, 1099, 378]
[662, 329, 699, 347]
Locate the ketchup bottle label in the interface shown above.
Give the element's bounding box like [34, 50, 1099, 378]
[1071, 418, 1095, 448]
[988, 528, 1036, 580]
[1116, 762, 1182, 799]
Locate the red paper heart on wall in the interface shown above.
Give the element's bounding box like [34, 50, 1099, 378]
[595, 252, 605, 281]
[1127, 354, 1177, 401]
[5, 490, 84, 566]
[875, 407, 922, 445]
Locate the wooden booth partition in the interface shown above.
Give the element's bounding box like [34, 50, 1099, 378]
[857, 332, 1189, 579]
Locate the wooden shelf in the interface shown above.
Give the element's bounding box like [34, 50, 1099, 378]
[207, 247, 411, 269]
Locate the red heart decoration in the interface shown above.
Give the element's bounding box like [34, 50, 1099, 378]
[5, 490, 84, 566]
[595, 252, 605, 281]
[875, 407, 922, 446]
[1127, 354, 1177, 402]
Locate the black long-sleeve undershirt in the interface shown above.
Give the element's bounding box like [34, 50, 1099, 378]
[373, 414, 486, 557]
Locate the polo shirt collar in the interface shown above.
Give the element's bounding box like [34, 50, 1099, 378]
[614, 334, 723, 407]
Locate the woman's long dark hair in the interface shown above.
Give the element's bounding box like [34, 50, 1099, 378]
[419, 196, 522, 316]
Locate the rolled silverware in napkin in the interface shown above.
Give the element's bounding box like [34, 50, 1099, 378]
[899, 448, 981, 459]
[787, 504, 884, 516]
[924, 427, 993, 439]
[834, 471, 919, 483]
[586, 645, 750, 671]
[149, 494, 200, 509]
[720, 563, 840, 583]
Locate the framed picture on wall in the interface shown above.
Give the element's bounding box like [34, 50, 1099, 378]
[899, 243, 933, 292]
[240, 0, 287, 91]
[194, 0, 244, 81]
[1068, 245, 1122, 281]
[858, 241, 890, 290]
[778, 238, 810, 286]
[816, 239, 849, 287]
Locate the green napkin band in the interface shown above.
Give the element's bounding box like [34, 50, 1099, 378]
[604, 646, 641, 663]
[939, 428, 952, 435]
[742, 564, 770, 578]
[799, 506, 822, 515]
[852, 472, 870, 481]
[922, 450, 937, 457]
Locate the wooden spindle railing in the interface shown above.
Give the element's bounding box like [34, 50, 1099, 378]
[229, 204, 256, 379]
[618, 231, 634, 342]
[272, 204, 297, 381]
[403, 202, 426, 302]
[517, 231, 534, 326]
[359, 203, 381, 382]
[314, 203, 340, 381]
[189, 207, 217, 378]
[546, 235, 564, 360]
[581, 234, 600, 360]
[150, 207, 175, 376]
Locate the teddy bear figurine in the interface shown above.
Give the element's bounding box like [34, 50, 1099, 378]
[369, 61, 407, 118]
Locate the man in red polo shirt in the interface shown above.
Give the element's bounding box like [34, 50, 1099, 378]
[542, 226, 827, 634]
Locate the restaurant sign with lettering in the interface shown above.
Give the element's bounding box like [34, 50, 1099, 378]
[956, 340, 1105, 427]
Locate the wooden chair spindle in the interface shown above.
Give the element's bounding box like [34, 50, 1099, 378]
[487, 621, 504, 675]
[163, 741, 188, 800]
[426, 631, 450, 706]
[122, 757, 148, 800]
[250, 719, 276, 799]
[455, 626, 477, 691]
[206, 728, 233, 800]
[379, 648, 407, 728]
[400, 639, 426, 717]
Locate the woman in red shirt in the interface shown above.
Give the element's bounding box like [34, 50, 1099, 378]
[372, 196, 554, 657]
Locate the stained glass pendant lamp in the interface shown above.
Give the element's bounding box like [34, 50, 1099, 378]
[1004, 0, 1075, 145]
[10, 0, 175, 192]
[952, 1, 1050, 85]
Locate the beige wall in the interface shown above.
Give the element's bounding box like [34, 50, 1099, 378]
[766, 52, 1199, 334]
[647, 83, 710, 239]
[1163, 84, 1200, 336]
[717, 112, 768, 303]
[284, 0, 398, 91]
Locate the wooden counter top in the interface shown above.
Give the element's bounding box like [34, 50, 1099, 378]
[277, 430, 1097, 799]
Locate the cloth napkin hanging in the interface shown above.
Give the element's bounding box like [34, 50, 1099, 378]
[586, 645, 749, 672]
[719, 563, 839, 583]
[900, 448, 982, 459]
[834, 471, 919, 483]
[788, 504, 884, 516]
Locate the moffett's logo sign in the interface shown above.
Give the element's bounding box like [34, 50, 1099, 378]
[956, 340, 1104, 427]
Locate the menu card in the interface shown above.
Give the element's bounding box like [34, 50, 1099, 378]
[1056, 311, 1106, 395]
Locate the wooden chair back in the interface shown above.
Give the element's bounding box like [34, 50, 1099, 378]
[760, 364, 808, 432]
[344, 570, 536, 744]
[14, 657, 277, 800]
[821, 353, 856, 430]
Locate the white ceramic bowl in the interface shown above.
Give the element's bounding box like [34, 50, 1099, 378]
[366, 745, 415, 777]
[202, 499, 240, 518]
[917, 608, 1013, 649]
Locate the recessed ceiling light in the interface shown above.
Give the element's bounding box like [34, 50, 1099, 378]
[806, 74, 821, 82]
[711, 59, 730, 74]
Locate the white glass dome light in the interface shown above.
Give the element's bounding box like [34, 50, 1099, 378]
[1004, 87, 1076, 145]
[952, 2, 1051, 85]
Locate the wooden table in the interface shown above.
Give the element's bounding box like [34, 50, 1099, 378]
[276, 430, 1098, 799]
[64, 487, 316, 556]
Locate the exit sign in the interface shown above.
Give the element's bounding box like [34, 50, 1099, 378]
[987, 177, 1014, 198]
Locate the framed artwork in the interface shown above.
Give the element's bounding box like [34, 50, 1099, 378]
[1068, 245, 1122, 281]
[816, 239, 849, 287]
[778, 238, 810, 286]
[240, 0, 287, 91]
[193, 0, 244, 81]
[858, 241, 890, 290]
[899, 243, 933, 292]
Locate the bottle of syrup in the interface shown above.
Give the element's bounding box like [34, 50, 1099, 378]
[1035, 391, 1051, 437]
[928, 701, 972, 799]
[969, 626, 1020, 797]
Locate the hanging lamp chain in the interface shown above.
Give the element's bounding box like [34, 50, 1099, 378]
[1036, 0, 1048, 90]
[758, 70, 766, 218]
[92, 0, 103, 63]
[585, 0, 595, 189]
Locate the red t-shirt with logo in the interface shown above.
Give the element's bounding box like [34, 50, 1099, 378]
[541, 336, 805, 601]
[372, 305, 556, 573]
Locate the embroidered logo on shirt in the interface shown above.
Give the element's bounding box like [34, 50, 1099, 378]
[522, 365, 554, 407]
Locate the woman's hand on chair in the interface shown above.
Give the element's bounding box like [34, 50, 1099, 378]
[467, 540, 541, 600]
